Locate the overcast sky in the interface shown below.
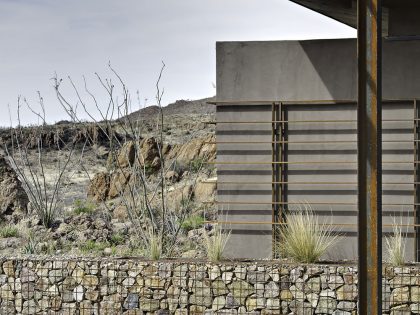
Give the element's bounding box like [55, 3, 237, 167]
[0, 0, 356, 126]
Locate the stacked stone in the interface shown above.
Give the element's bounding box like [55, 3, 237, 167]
[385, 266, 420, 314]
[0, 257, 418, 314]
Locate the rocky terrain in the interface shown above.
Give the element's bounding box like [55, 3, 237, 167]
[0, 97, 218, 258]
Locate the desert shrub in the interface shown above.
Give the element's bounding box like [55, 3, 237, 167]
[5, 96, 80, 228]
[0, 225, 18, 238]
[385, 218, 406, 266]
[144, 163, 155, 176]
[39, 241, 57, 255]
[145, 230, 162, 260]
[181, 214, 204, 231]
[172, 160, 188, 176]
[189, 157, 205, 173]
[203, 227, 231, 262]
[73, 199, 96, 215]
[22, 233, 38, 255]
[80, 240, 97, 253]
[53, 63, 204, 259]
[279, 206, 340, 263]
[110, 232, 125, 246]
[80, 240, 109, 254]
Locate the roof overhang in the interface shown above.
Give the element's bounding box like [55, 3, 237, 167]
[289, 0, 420, 36]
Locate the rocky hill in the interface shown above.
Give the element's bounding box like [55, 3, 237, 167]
[0, 97, 218, 258]
[121, 97, 215, 122]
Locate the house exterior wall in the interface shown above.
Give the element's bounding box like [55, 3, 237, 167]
[216, 38, 420, 260]
[284, 101, 414, 261]
[217, 38, 420, 102]
[216, 105, 273, 259]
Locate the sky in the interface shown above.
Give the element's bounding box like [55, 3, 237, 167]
[0, 0, 356, 126]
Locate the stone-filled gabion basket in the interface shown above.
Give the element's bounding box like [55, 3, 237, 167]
[0, 256, 418, 314]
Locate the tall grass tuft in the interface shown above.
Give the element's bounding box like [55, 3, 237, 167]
[279, 205, 340, 263]
[385, 218, 406, 266]
[204, 227, 231, 262]
[0, 225, 19, 238]
[146, 230, 162, 261]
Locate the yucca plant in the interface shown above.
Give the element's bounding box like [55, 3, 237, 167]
[385, 218, 406, 266]
[279, 206, 340, 263]
[22, 232, 38, 255]
[204, 227, 231, 262]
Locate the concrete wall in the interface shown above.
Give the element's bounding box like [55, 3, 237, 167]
[216, 38, 420, 260]
[285, 101, 415, 261]
[216, 101, 415, 261]
[217, 38, 420, 102]
[216, 105, 273, 259]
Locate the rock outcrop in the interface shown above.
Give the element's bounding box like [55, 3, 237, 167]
[1, 124, 123, 150]
[194, 179, 216, 202]
[88, 136, 216, 202]
[167, 134, 216, 164]
[109, 137, 162, 170]
[0, 156, 29, 218]
[87, 172, 110, 202]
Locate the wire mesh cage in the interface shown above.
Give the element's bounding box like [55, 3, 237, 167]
[0, 257, 419, 314]
[0, 257, 364, 314]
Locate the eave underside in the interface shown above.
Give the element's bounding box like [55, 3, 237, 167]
[289, 0, 420, 36]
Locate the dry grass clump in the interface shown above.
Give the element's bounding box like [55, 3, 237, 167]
[279, 205, 340, 263]
[0, 225, 19, 238]
[145, 230, 162, 261]
[204, 227, 231, 262]
[385, 218, 406, 266]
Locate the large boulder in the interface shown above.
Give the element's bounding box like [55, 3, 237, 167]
[87, 172, 110, 202]
[194, 179, 216, 202]
[108, 170, 131, 199]
[110, 137, 162, 170]
[167, 185, 193, 211]
[88, 135, 215, 202]
[0, 155, 29, 217]
[138, 137, 160, 167]
[198, 134, 216, 160]
[168, 135, 216, 164]
[117, 141, 136, 168]
[87, 169, 133, 201]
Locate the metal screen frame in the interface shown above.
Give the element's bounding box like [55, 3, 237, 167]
[209, 99, 420, 261]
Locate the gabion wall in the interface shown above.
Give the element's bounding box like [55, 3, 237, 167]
[0, 257, 418, 314]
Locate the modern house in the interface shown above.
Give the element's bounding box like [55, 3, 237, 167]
[214, 0, 420, 261]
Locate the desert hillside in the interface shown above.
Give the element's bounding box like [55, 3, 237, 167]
[0, 97, 218, 259]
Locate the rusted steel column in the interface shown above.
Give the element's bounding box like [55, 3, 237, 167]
[415, 100, 420, 261]
[357, 0, 382, 314]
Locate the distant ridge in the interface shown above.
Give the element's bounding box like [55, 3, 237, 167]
[121, 96, 215, 122]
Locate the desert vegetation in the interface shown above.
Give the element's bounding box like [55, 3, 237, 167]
[0, 65, 221, 259]
[278, 205, 341, 263]
[385, 216, 408, 266]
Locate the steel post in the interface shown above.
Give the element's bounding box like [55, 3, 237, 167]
[357, 0, 382, 314]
